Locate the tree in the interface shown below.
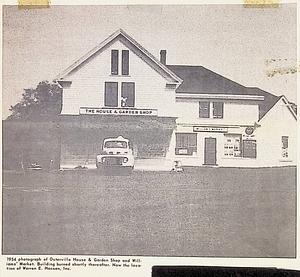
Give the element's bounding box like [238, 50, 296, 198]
[8, 81, 62, 120]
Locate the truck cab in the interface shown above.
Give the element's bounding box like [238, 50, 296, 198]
[96, 136, 134, 170]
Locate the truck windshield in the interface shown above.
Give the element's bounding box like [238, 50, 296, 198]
[104, 141, 127, 148]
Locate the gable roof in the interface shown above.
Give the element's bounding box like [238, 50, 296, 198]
[167, 64, 288, 120]
[54, 29, 295, 122]
[55, 29, 182, 83]
[258, 94, 297, 122]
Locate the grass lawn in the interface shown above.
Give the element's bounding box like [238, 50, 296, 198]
[2, 167, 296, 257]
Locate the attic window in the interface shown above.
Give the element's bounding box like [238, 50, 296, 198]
[122, 50, 129, 75]
[111, 50, 119, 75]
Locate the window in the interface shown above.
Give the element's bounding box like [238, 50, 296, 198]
[104, 141, 127, 148]
[224, 134, 241, 157]
[282, 136, 289, 158]
[224, 135, 257, 159]
[122, 50, 129, 75]
[121, 82, 135, 107]
[104, 82, 118, 107]
[175, 133, 197, 155]
[242, 140, 257, 159]
[199, 102, 210, 118]
[213, 102, 224, 118]
[199, 101, 224, 118]
[111, 50, 119, 75]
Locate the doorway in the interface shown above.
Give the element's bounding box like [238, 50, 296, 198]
[204, 137, 217, 165]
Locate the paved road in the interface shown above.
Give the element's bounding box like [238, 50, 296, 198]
[2, 167, 296, 257]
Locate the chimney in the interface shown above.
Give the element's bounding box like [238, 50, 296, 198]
[160, 50, 167, 65]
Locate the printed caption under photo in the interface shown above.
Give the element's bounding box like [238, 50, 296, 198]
[6, 256, 142, 271]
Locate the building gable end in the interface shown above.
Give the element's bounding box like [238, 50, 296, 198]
[55, 29, 182, 84]
[258, 96, 297, 123]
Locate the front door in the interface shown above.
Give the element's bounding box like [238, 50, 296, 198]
[204, 137, 217, 165]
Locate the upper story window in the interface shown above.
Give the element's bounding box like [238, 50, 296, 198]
[282, 136, 289, 158]
[111, 49, 130, 76]
[111, 50, 119, 75]
[199, 101, 224, 119]
[105, 82, 135, 108]
[122, 50, 129, 75]
[121, 82, 135, 107]
[199, 102, 210, 118]
[104, 82, 118, 107]
[212, 102, 224, 118]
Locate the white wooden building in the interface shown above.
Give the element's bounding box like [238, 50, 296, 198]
[55, 29, 297, 169]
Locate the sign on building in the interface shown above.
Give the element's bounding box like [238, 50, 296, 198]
[193, 126, 228, 133]
[79, 107, 158, 116]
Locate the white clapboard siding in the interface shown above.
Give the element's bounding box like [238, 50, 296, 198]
[255, 97, 297, 167]
[61, 40, 177, 117]
[175, 100, 259, 125]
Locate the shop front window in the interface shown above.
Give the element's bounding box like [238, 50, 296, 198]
[224, 134, 241, 157]
[242, 139, 257, 158]
[175, 133, 197, 155]
[224, 135, 257, 159]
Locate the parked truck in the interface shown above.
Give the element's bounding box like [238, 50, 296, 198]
[96, 136, 134, 171]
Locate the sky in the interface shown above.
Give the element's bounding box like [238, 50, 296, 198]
[2, 4, 297, 119]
